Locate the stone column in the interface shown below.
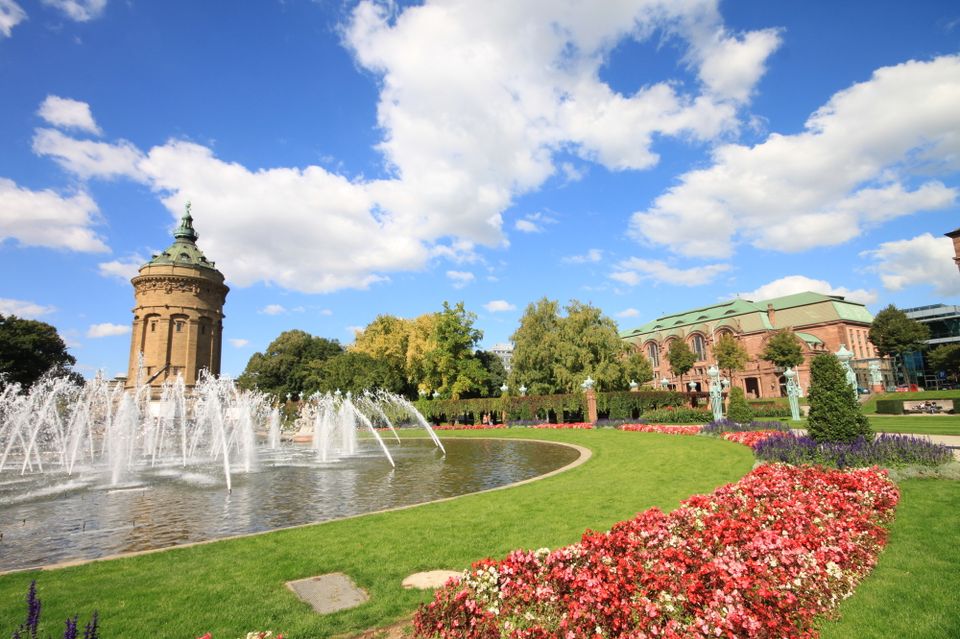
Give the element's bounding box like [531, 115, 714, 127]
[585, 387, 598, 424]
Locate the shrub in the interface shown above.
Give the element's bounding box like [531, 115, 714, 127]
[748, 402, 792, 418]
[641, 407, 712, 423]
[807, 354, 871, 442]
[875, 399, 904, 415]
[754, 433, 951, 468]
[726, 386, 754, 423]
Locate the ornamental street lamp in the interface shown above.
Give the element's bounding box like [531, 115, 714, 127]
[581, 376, 595, 390]
[707, 365, 723, 421]
[835, 343, 857, 396]
[784, 367, 801, 421]
[660, 377, 670, 390]
[432, 390, 440, 399]
[629, 379, 639, 391]
[519, 384, 527, 396]
[500, 383, 509, 395]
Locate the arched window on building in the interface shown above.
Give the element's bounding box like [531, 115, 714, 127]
[692, 334, 706, 361]
[646, 342, 660, 368]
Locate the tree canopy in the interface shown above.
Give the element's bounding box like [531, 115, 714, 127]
[667, 340, 696, 384]
[0, 314, 76, 389]
[509, 299, 632, 394]
[713, 333, 749, 378]
[806, 353, 871, 442]
[236, 330, 343, 398]
[420, 301, 488, 399]
[868, 305, 930, 357]
[760, 330, 805, 370]
[927, 344, 960, 383]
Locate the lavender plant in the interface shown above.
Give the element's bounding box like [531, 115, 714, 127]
[702, 418, 790, 434]
[9, 581, 99, 639]
[754, 433, 951, 468]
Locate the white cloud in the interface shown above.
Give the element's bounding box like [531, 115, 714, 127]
[484, 299, 516, 312]
[735, 275, 877, 305]
[617, 308, 641, 318]
[259, 304, 287, 315]
[97, 254, 145, 281]
[37, 96, 102, 134]
[563, 248, 603, 264]
[560, 162, 585, 182]
[630, 55, 960, 258]
[0, 0, 27, 38]
[33, 128, 143, 180]
[318, 308, 333, 316]
[228, 338, 250, 348]
[446, 270, 475, 288]
[514, 219, 541, 233]
[30, 1, 781, 294]
[86, 322, 130, 338]
[0, 298, 55, 318]
[42, 0, 106, 22]
[861, 233, 960, 297]
[610, 257, 730, 287]
[514, 212, 556, 234]
[0, 178, 108, 252]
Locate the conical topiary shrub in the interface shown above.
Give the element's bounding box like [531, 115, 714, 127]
[726, 386, 754, 424]
[807, 353, 872, 442]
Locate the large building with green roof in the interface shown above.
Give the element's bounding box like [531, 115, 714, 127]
[621, 292, 885, 398]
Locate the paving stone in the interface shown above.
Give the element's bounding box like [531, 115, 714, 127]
[286, 572, 369, 614]
[401, 570, 462, 589]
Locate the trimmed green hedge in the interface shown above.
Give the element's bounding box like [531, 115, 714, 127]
[876, 399, 905, 415]
[413, 390, 686, 424]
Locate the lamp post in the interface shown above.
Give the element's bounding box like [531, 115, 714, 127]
[519, 384, 527, 396]
[629, 379, 639, 392]
[835, 344, 857, 397]
[581, 376, 595, 390]
[707, 365, 723, 422]
[581, 376, 597, 424]
[500, 383, 509, 396]
[432, 390, 440, 399]
[784, 367, 801, 421]
[660, 377, 670, 390]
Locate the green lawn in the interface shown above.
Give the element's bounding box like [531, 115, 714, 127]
[861, 389, 960, 414]
[0, 430, 754, 638]
[769, 415, 960, 436]
[819, 478, 960, 639]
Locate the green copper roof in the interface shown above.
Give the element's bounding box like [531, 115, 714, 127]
[144, 203, 219, 271]
[795, 331, 824, 345]
[620, 291, 873, 339]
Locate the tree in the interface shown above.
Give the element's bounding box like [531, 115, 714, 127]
[713, 334, 748, 379]
[928, 344, 960, 383]
[0, 314, 76, 389]
[667, 340, 696, 388]
[304, 351, 408, 395]
[869, 305, 930, 384]
[509, 298, 563, 395]
[760, 330, 804, 370]
[622, 348, 654, 387]
[475, 350, 508, 397]
[554, 301, 631, 393]
[726, 386, 754, 424]
[421, 301, 487, 399]
[236, 330, 343, 398]
[806, 353, 871, 442]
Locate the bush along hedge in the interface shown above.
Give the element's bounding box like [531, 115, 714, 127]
[747, 402, 792, 418]
[874, 399, 904, 415]
[807, 354, 871, 442]
[413, 464, 899, 639]
[726, 386, 755, 423]
[640, 406, 713, 424]
[753, 433, 952, 468]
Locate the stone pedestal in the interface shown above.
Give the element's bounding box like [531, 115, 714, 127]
[585, 388, 597, 424]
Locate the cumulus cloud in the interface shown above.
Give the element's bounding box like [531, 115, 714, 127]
[38, 96, 102, 134]
[318, 308, 333, 316]
[734, 275, 877, 305]
[30, 1, 780, 293]
[514, 212, 555, 234]
[446, 270, 475, 288]
[484, 300, 516, 312]
[33, 128, 144, 180]
[97, 254, 145, 281]
[563, 248, 603, 264]
[86, 322, 130, 338]
[0, 298, 55, 318]
[0, 0, 26, 38]
[0, 178, 108, 252]
[617, 308, 641, 318]
[259, 304, 287, 315]
[228, 338, 250, 348]
[610, 257, 730, 286]
[42, 0, 106, 22]
[861, 233, 960, 297]
[630, 55, 960, 258]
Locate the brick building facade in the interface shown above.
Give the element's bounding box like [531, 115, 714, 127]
[621, 292, 887, 398]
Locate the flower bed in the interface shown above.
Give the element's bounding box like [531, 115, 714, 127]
[701, 418, 790, 435]
[619, 423, 702, 435]
[432, 424, 508, 431]
[754, 433, 952, 468]
[529, 422, 594, 430]
[413, 464, 899, 639]
[721, 430, 789, 447]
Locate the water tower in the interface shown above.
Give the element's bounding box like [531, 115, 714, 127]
[126, 204, 228, 390]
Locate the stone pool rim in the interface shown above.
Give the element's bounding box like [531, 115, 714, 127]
[0, 437, 591, 576]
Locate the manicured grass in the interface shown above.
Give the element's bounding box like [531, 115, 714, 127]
[0, 430, 754, 638]
[861, 389, 960, 414]
[819, 478, 960, 639]
[768, 415, 960, 436]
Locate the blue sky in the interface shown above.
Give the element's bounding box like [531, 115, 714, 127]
[1, 0, 958, 379]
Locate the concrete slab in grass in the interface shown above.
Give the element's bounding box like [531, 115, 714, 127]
[286, 572, 369, 614]
[402, 570, 462, 589]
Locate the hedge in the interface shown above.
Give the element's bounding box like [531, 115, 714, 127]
[875, 399, 904, 415]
